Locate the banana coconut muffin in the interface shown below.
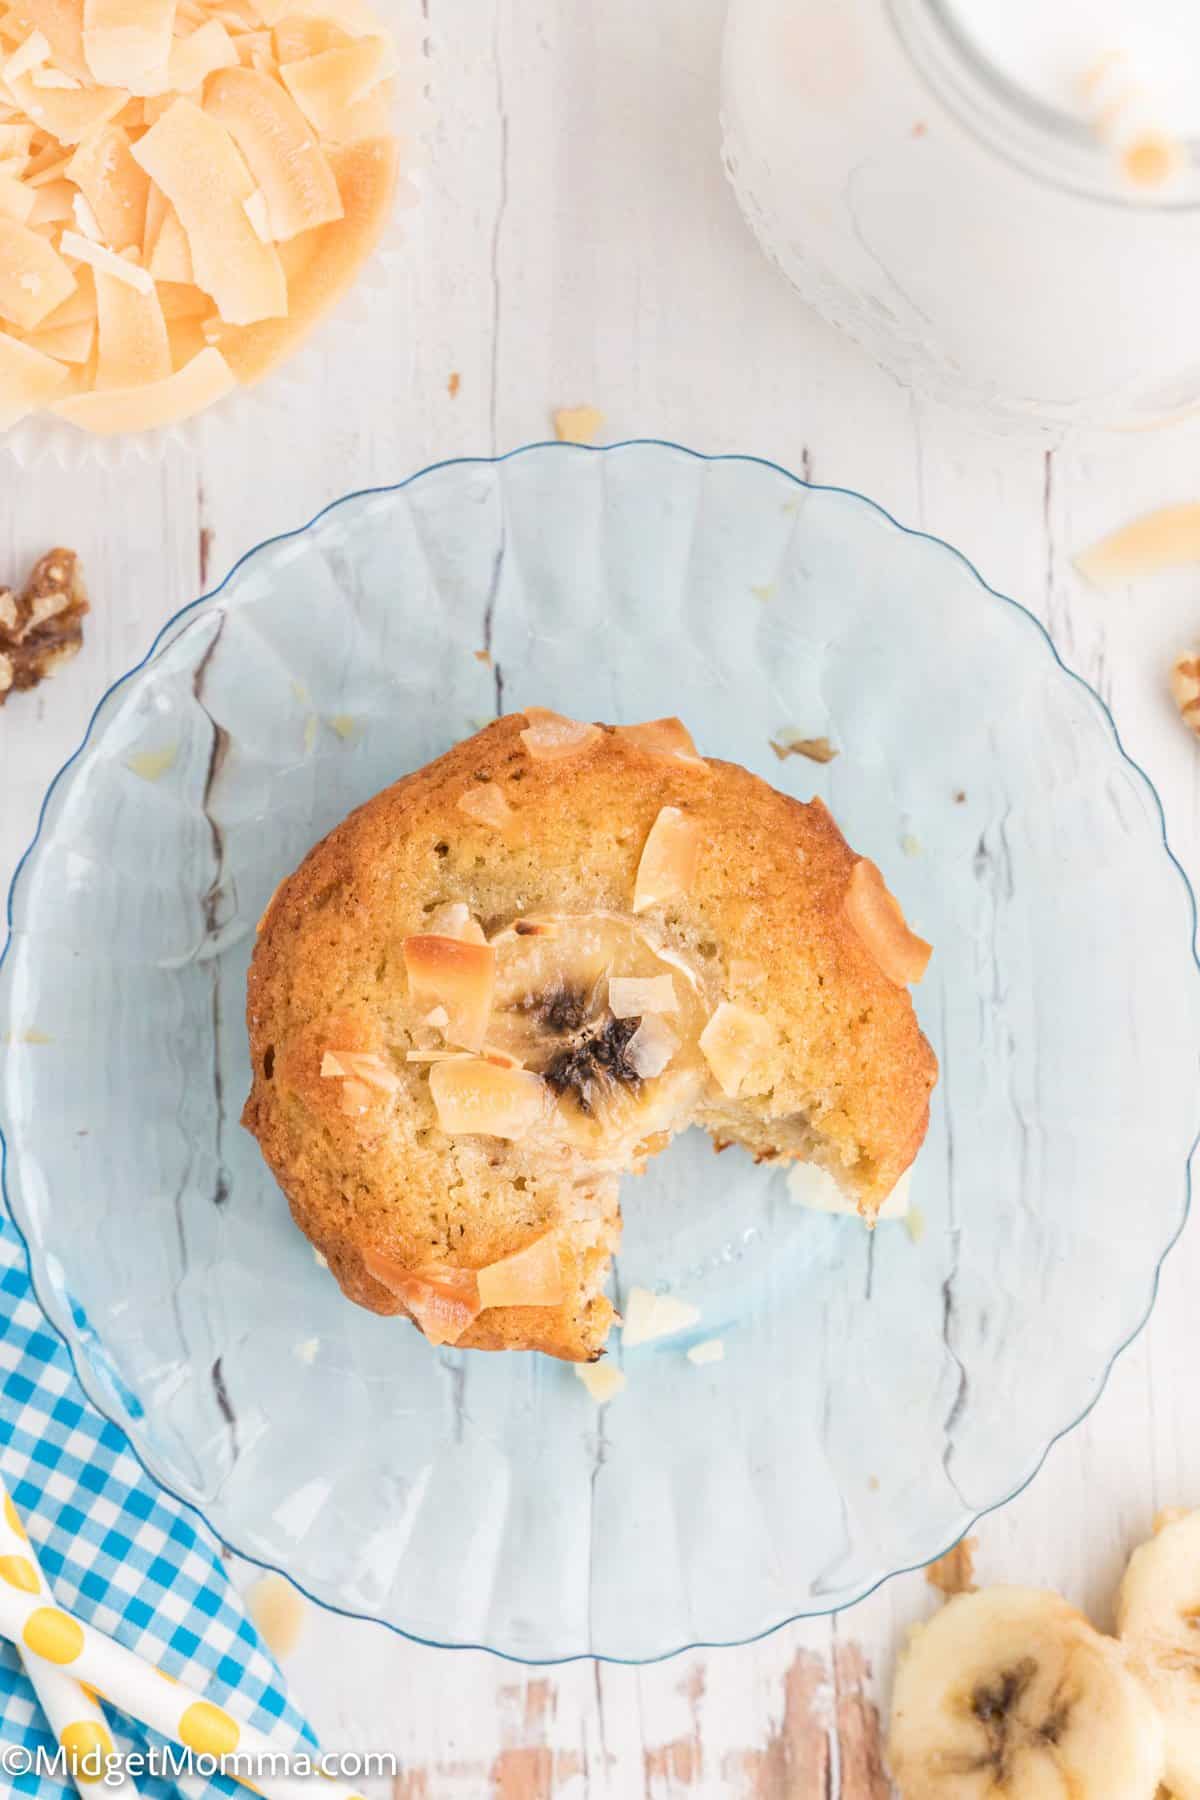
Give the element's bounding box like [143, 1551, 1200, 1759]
[242, 710, 937, 1360]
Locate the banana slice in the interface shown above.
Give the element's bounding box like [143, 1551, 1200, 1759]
[486, 912, 708, 1160]
[888, 1587, 1164, 1799]
[1117, 1508, 1200, 1800]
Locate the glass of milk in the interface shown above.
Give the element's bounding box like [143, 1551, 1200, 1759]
[721, 0, 1200, 429]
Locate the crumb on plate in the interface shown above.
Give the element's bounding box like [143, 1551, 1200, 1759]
[575, 1361, 626, 1403]
[621, 1286, 701, 1347]
[770, 733, 838, 765]
[126, 745, 177, 783]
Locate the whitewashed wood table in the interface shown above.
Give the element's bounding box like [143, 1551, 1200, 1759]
[3, 1, 1200, 1793]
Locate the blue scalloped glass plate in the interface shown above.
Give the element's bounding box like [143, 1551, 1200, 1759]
[2, 442, 1196, 1663]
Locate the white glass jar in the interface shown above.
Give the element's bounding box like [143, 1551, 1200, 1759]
[721, 0, 1200, 429]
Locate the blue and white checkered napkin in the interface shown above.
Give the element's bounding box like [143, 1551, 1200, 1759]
[0, 1210, 314, 1799]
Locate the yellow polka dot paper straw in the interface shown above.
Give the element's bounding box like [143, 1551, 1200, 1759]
[0, 1477, 139, 1797]
[0, 1526, 367, 1800]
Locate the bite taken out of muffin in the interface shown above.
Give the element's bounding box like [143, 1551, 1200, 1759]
[241, 710, 937, 1361]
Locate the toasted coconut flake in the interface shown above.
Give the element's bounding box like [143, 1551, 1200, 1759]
[93, 261, 170, 387]
[843, 858, 931, 987]
[67, 123, 149, 249]
[575, 1361, 625, 1402]
[404, 1047, 470, 1064]
[626, 1012, 678, 1079]
[0, 173, 37, 224]
[320, 1046, 400, 1105]
[362, 1247, 482, 1346]
[476, 1231, 564, 1310]
[140, 177, 166, 256]
[6, 68, 126, 144]
[0, 218, 77, 329]
[146, 205, 192, 282]
[271, 12, 352, 61]
[25, 314, 93, 360]
[204, 64, 343, 241]
[82, 0, 176, 91]
[553, 403, 603, 444]
[156, 280, 209, 318]
[278, 36, 390, 141]
[243, 187, 271, 242]
[60, 230, 153, 293]
[166, 17, 238, 89]
[423, 901, 486, 944]
[4, 31, 52, 83]
[50, 345, 235, 431]
[632, 805, 701, 913]
[1076, 503, 1200, 588]
[9, 0, 91, 81]
[518, 705, 602, 762]
[337, 1049, 400, 1091]
[770, 733, 838, 764]
[422, 1005, 449, 1029]
[131, 98, 287, 325]
[0, 126, 36, 161]
[687, 1338, 724, 1366]
[26, 178, 74, 224]
[35, 272, 97, 330]
[428, 1056, 545, 1140]
[0, 329, 70, 425]
[621, 1286, 700, 1347]
[457, 783, 512, 831]
[607, 973, 677, 1019]
[25, 150, 77, 188]
[614, 716, 707, 768]
[698, 1001, 774, 1098]
[209, 136, 397, 384]
[403, 933, 496, 1051]
[246, 1571, 305, 1658]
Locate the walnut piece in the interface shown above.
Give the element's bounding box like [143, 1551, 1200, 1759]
[925, 1535, 978, 1597]
[1170, 651, 1200, 737]
[0, 550, 88, 706]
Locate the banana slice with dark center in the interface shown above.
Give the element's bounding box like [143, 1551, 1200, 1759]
[888, 1587, 1164, 1799]
[487, 912, 708, 1158]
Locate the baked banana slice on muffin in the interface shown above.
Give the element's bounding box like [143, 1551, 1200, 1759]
[242, 710, 937, 1360]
